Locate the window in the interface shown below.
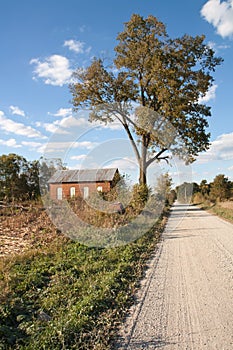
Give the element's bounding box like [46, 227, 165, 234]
[83, 186, 89, 199]
[70, 187, 75, 198]
[57, 187, 63, 200]
[97, 186, 103, 192]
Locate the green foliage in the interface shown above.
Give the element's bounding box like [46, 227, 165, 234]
[193, 175, 232, 204]
[130, 183, 149, 210]
[0, 154, 66, 202]
[0, 154, 38, 201]
[70, 14, 222, 185]
[154, 173, 173, 204]
[0, 213, 167, 349]
[167, 190, 177, 206]
[199, 179, 210, 196]
[209, 174, 232, 202]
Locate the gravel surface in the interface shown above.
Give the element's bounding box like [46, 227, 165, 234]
[116, 203, 233, 349]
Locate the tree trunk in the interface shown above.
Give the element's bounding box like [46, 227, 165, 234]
[139, 137, 147, 185]
[139, 166, 147, 185]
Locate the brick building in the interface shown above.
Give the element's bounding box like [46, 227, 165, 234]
[48, 168, 119, 200]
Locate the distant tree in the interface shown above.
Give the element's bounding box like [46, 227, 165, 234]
[27, 160, 40, 199]
[39, 158, 65, 195]
[176, 182, 199, 203]
[0, 154, 66, 202]
[199, 179, 210, 197]
[0, 154, 29, 201]
[154, 173, 173, 204]
[209, 174, 231, 202]
[70, 14, 222, 186]
[167, 189, 177, 205]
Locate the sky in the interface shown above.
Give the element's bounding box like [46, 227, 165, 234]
[0, 0, 233, 187]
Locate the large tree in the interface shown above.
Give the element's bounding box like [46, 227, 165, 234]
[209, 174, 232, 202]
[70, 14, 222, 185]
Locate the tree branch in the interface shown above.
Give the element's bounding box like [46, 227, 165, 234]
[123, 122, 141, 165]
[146, 148, 168, 167]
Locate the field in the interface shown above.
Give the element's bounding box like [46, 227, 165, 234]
[193, 198, 233, 223]
[210, 201, 233, 222]
[0, 202, 61, 258]
[218, 200, 233, 210]
[0, 200, 168, 349]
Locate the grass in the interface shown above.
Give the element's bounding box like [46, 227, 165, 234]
[0, 204, 169, 349]
[209, 204, 233, 223]
[193, 198, 233, 223]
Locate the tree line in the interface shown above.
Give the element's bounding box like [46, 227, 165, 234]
[0, 153, 64, 202]
[176, 174, 233, 203]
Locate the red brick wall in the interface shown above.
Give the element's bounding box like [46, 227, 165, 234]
[49, 181, 111, 200]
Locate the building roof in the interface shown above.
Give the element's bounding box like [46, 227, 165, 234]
[48, 168, 118, 184]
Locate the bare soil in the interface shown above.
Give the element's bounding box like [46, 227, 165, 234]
[116, 203, 233, 349]
[0, 204, 60, 257]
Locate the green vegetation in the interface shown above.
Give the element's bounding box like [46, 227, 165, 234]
[192, 198, 233, 223]
[0, 172, 175, 349]
[191, 174, 232, 204]
[209, 174, 232, 202]
[176, 174, 233, 223]
[0, 210, 168, 349]
[210, 204, 233, 222]
[0, 154, 65, 202]
[176, 174, 233, 205]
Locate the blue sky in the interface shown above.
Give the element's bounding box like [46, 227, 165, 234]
[0, 0, 233, 187]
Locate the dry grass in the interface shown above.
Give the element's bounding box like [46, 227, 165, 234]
[218, 200, 233, 210]
[0, 201, 65, 257]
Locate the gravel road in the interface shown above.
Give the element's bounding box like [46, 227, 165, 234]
[116, 203, 233, 349]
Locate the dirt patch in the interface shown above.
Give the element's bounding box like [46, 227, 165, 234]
[0, 203, 63, 258]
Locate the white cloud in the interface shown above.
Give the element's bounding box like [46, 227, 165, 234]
[228, 165, 233, 170]
[70, 154, 87, 161]
[105, 157, 138, 171]
[0, 138, 21, 148]
[43, 123, 70, 134]
[0, 111, 46, 139]
[73, 141, 98, 149]
[58, 116, 89, 128]
[197, 132, 233, 163]
[41, 116, 90, 135]
[49, 108, 72, 117]
[30, 55, 72, 86]
[199, 84, 218, 103]
[22, 141, 43, 148]
[9, 105, 25, 117]
[201, 0, 233, 38]
[207, 41, 230, 52]
[57, 117, 122, 131]
[101, 122, 122, 131]
[64, 39, 84, 53]
[44, 141, 98, 153]
[64, 39, 91, 55]
[21, 141, 46, 153]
